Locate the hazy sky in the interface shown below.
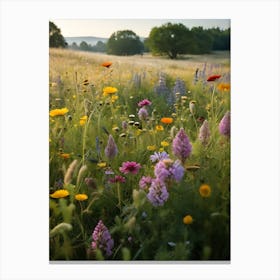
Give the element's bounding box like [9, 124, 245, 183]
[52, 19, 230, 38]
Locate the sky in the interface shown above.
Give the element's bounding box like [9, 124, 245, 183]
[52, 19, 230, 38]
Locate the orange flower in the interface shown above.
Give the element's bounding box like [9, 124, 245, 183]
[160, 117, 173, 124]
[217, 83, 230, 91]
[101, 61, 112, 68]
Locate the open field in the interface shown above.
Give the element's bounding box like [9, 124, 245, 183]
[49, 48, 230, 261]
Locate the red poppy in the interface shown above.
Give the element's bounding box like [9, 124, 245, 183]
[207, 75, 221, 82]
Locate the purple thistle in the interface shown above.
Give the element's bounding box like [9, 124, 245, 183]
[138, 107, 149, 120]
[104, 134, 118, 160]
[91, 220, 114, 257]
[138, 99, 152, 107]
[154, 159, 185, 183]
[139, 176, 153, 190]
[147, 179, 169, 206]
[219, 111, 230, 136]
[172, 128, 192, 163]
[198, 120, 211, 145]
[150, 151, 170, 163]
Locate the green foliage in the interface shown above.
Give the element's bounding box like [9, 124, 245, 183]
[107, 30, 144, 55]
[49, 21, 67, 48]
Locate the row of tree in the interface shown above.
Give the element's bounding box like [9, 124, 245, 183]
[49, 21, 230, 59]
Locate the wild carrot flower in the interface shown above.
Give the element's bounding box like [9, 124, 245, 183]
[138, 99, 152, 107]
[147, 179, 169, 206]
[161, 117, 173, 124]
[139, 176, 153, 190]
[119, 161, 141, 175]
[101, 61, 112, 68]
[50, 189, 69, 198]
[75, 194, 88, 201]
[198, 120, 211, 145]
[109, 175, 126, 184]
[104, 135, 118, 160]
[207, 75, 221, 82]
[79, 116, 88, 126]
[91, 220, 114, 257]
[219, 111, 230, 136]
[49, 107, 69, 117]
[172, 128, 192, 163]
[138, 107, 149, 120]
[150, 151, 170, 163]
[183, 215, 193, 224]
[199, 184, 211, 197]
[103, 86, 118, 97]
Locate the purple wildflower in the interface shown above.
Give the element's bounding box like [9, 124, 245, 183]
[154, 159, 185, 183]
[122, 121, 128, 130]
[172, 128, 192, 163]
[147, 179, 169, 206]
[219, 111, 230, 136]
[104, 135, 118, 160]
[139, 176, 153, 190]
[119, 161, 141, 175]
[138, 99, 152, 107]
[198, 120, 211, 145]
[138, 107, 149, 120]
[109, 175, 126, 184]
[91, 220, 114, 257]
[150, 151, 170, 163]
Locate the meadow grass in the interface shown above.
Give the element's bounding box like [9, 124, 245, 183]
[49, 48, 230, 261]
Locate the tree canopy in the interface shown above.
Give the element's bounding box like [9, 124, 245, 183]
[49, 21, 67, 48]
[107, 30, 144, 56]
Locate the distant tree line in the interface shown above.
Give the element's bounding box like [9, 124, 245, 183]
[49, 21, 230, 59]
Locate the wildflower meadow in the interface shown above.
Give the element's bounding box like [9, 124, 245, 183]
[49, 49, 230, 261]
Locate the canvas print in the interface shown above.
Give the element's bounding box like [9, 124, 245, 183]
[49, 19, 230, 261]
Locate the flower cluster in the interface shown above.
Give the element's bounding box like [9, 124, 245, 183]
[172, 128, 192, 163]
[147, 179, 169, 206]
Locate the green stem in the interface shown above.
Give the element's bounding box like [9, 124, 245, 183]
[117, 183, 122, 209]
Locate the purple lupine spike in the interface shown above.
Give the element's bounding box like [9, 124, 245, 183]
[91, 220, 114, 257]
[147, 179, 169, 206]
[219, 111, 230, 136]
[198, 120, 211, 145]
[172, 128, 192, 163]
[104, 134, 118, 160]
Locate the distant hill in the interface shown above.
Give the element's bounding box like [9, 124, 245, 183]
[65, 36, 108, 46]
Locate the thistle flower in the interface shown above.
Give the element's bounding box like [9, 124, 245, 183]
[219, 111, 230, 136]
[138, 107, 149, 120]
[147, 179, 169, 206]
[119, 161, 141, 175]
[198, 120, 211, 145]
[91, 220, 114, 257]
[139, 176, 153, 190]
[138, 99, 152, 107]
[150, 151, 170, 163]
[104, 135, 118, 160]
[172, 128, 192, 163]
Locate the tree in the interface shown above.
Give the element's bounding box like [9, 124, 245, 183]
[107, 30, 144, 56]
[49, 21, 67, 48]
[92, 41, 107, 52]
[147, 23, 192, 59]
[189, 27, 214, 54]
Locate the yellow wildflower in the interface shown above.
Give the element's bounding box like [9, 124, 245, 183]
[217, 83, 230, 92]
[103, 86, 118, 97]
[79, 116, 88, 126]
[60, 153, 70, 159]
[111, 95, 119, 103]
[183, 215, 193, 225]
[49, 107, 69, 117]
[97, 162, 107, 168]
[199, 184, 211, 198]
[155, 125, 164, 131]
[50, 189, 69, 199]
[75, 194, 88, 201]
[159, 147, 164, 152]
[161, 141, 169, 147]
[147, 145, 157, 151]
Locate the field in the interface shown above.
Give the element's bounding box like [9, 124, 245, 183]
[49, 48, 230, 261]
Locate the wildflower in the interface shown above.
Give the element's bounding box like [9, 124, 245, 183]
[101, 61, 112, 68]
[150, 151, 170, 163]
[75, 194, 88, 201]
[147, 145, 157, 151]
[207, 75, 221, 82]
[103, 86, 118, 97]
[198, 120, 211, 145]
[60, 153, 70, 159]
[104, 135, 118, 160]
[109, 175, 126, 184]
[129, 114, 135, 118]
[189, 101, 196, 115]
[147, 179, 169, 206]
[138, 107, 149, 120]
[172, 128, 192, 163]
[97, 162, 107, 168]
[173, 78, 186, 96]
[138, 99, 152, 107]
[79, 115, 88, 126]
[219, 111, 230, 136]
[111, 95, 119, 103]
[122, 121, 128, 130]
[199, 184, 211, 197]
[154, 159, 185, 183]
[160, 117, 173, 124]
[119, 161, 141, 175]
[91, 220, 114, 257]
[49, 107, 69, 117]
[139, 176, 153, 190]
[217, 83, 230, 91]
[161, 141, 169, 147]
[183, 215, 193, 225]
[155, 125, 164, 131]
[50, 189, 69, 199]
